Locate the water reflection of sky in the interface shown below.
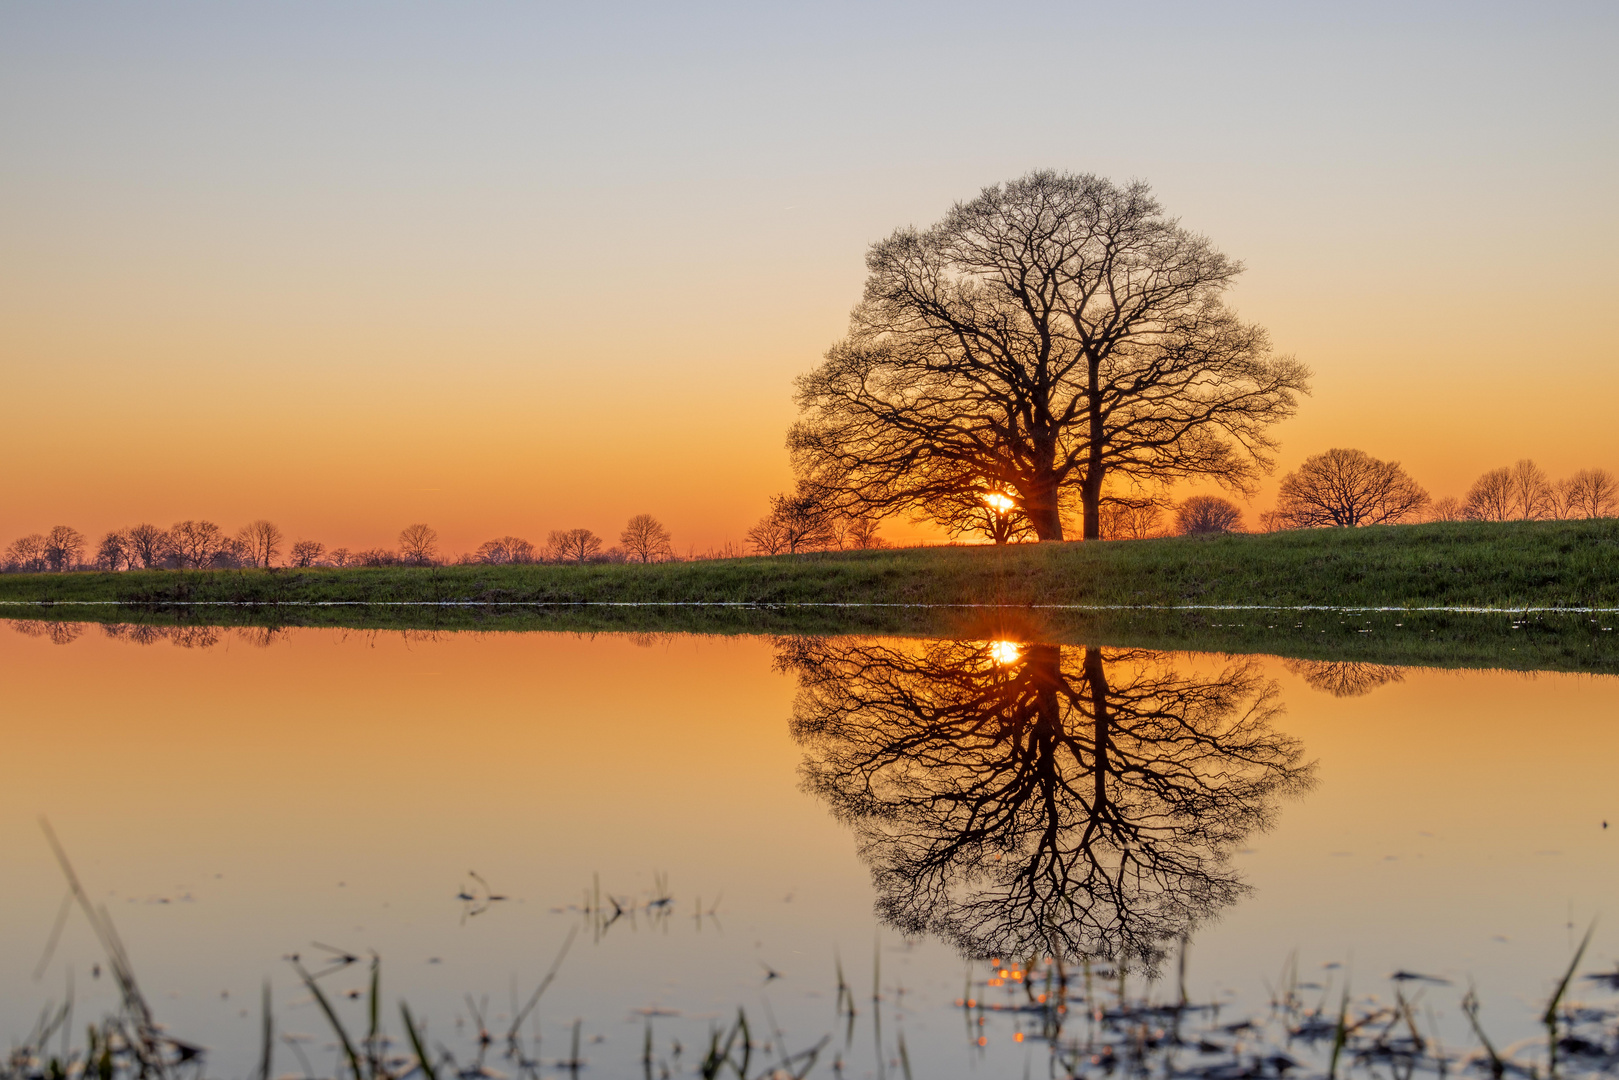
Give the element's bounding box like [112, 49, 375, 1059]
[1, 623, 1616, 1077]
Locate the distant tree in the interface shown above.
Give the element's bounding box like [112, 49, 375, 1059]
[43, 525, 86, 571]
[1463, 468, 1514, 521]
[398, 523, 439, 565]
[1559, 468, 1619, 519]
[1098, 498, 1166, 540]
[1426, 496, 1464, 522]
[476, 536, 537, 564]
[749, 491, 836, 555]
[288, 539, 326, 567]
[1175, 495, 1243, 535]
[5, 534, 48, 572]
[237, 520, 284, 569]
[96, 530, 133, 571]
[788, 171, 1310, 541]
[168, 520, 225, 568]
[1505, 459, 1556, 520]
[355, 548, 400, 567]
[126, 523, 170, 569]
[837, 514, 889, 550]
[328, 547, 352, 567]
[620, 514, 674, 563]
[546, 528, 603, 564]
[209, 537, 252, 568]
[1267, 448, 1429, 529]
[745, 514, 788, 555]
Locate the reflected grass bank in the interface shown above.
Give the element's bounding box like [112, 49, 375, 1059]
[3, 604, 1616, 676]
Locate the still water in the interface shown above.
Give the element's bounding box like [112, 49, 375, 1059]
[2, 621, 1617, 1077]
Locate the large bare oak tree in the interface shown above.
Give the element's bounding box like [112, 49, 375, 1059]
[790, 171, 1309, 540]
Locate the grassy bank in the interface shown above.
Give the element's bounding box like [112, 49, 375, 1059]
[2, 518, 1617, 610]
[4, 519, 1619, 674]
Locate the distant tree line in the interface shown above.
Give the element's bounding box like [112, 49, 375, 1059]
[2, 514, 686, 573]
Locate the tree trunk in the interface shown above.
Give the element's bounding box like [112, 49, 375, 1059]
[1080, 465, 1105, 541]
[1024, 474, 1065, 541]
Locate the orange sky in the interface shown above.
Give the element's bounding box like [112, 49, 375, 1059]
[3, 5, 1615, 554]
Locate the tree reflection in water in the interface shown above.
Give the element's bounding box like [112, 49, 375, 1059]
[779, 637, 1316, 970]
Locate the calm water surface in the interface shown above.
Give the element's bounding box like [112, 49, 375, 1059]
[2, 622, 1617, 1077]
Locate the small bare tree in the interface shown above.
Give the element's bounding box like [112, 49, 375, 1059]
[476, 536, 537, 564]
[1557, 468, 1618, 520]
[398, 523, 439, 565]
[1099, 498, 1167, 540]
[838, 514, 889, 550]
[237, 519, 284, 568]
[620, 514, 674, 563]
[126, 523, 170, 568]
[1267, 448, 1429, 529]
[96, 530, 133, 571]
[289, 539, 326, 567]
[745, 514, 788, 555]
[169, 520, 225, 568]
[1505, 459, 1556, 520]
[1463, 468, 1514, 521]
[751, 491, 836, 554]
[329, 547, 352, 567]
[6, 533, 48, 572]
[44, 525, 86, 571]
[1175, 496, 1243, 535]
[546, 528, 603, 564]
[1426, 495, 1464, 522]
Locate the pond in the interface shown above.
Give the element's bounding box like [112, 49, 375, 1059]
[2, 616, 1617, 1077]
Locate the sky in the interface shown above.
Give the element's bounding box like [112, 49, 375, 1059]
[2, 1, 1616, 554]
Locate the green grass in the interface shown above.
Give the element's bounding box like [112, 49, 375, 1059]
[2, 518, 1617, 609]
[2, 520, 1618, 675]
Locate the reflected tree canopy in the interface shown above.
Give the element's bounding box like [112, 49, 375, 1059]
[779, 637, 1315, 968]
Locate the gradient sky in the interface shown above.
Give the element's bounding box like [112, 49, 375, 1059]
[3, 1, 1616, 553]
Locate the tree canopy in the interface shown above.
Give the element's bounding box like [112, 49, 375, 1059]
[790, 171, 1309, 541]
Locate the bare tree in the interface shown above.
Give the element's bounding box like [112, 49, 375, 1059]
[237, 519, 284, 568]
[745, 514, 788, 555]
[168, 520, 226, 568]
[837, 514, 889, 550]
[329, 547, 352, 567]
[789, 171, 1310, 541]
[96, 530, 133, 571]
[1099, 497, 1167, 540]
[750, 491, 836, 554]
[546, 528, 603, 564]
[1463, 468, 1514, 521]
[43, 525, 86, 571]
[6, 534, 48, 572]
[1267, 448, 1429, 529]
[1175, 495, 1243, 535]
[288, 539, 325, 567]
[398, 523, 439, 565]
[125, 523, 169, 568]
[475, 536, 537, 564]
[1559, 468, 1619, 519]
[620, 514, 674, 563]
[1426, 496, 1464, 522]
[1505, 459, 1556, 520]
